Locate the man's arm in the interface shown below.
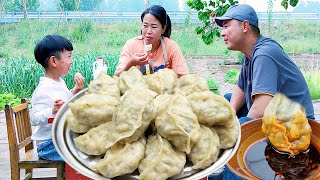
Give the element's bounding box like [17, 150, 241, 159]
[230, 85, 246, 112]
[247, 94, 273, 119]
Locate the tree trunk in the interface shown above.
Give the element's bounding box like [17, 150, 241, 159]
[0, 0, 5, 17]
[22, 0, 28, 19]
[144, 0, 150, 8]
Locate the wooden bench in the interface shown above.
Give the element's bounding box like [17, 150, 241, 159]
[5, 99, 64, 180]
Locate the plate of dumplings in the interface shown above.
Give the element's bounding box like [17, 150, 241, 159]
[52, 67, 241, 180]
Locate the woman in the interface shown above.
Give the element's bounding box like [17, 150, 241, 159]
[114, 5, 189, 77]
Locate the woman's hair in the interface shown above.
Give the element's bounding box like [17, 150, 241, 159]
[34, 34, 73, 68]
[141, 5, 171, 38]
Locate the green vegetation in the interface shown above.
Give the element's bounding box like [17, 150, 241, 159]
[0, 94, 21, 110]
[0, 54, 119, 99]
[0, 19, 319, 101]
[224, 69, 240, 84]
[303, 71, 320, 100]
[207, 77, 220, 95]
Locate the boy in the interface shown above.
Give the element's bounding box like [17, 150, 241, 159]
[31, 34, 85, 161]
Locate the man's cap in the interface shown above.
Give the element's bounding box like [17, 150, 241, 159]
[215, 4, 259, 28]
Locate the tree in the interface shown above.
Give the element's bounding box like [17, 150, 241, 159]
[55, 0, 82, 11]
[144, 0, 150, 8]
[2, 0, 39, 18]
[81, 0, 104, 11]
[187, 0, 300, 45]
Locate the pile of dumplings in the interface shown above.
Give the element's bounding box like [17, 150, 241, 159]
[66, 67, 239, 180]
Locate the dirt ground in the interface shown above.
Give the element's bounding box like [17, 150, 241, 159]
[186, 53, 320, 95]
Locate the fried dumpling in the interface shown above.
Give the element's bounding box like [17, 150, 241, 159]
[144, 68, 178, 94]
[69, 93, 119, 126]
[211, 118, 239, 149]
[118, 67, 148, 95]
[93, 137, 146, 178]
[188, 125, 220, 169]
[174, 74, 209, 96]
[138, 135, 186, 180]
[74, 121, 112, 155]
[154, 94, 200, 154]
[187, 91, 236, 127]
[87, 72, 120, 98]
[105, 89, 157, 148]
[262, 93, 312, 155]
[66, 111, 92, 133]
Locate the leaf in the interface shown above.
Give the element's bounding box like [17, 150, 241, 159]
[195, 26, 205, 34]
[289, 0, 299, 7]
[281, 0, 289, 9]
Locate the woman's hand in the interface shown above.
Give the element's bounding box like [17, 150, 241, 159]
[129, 52, 149, 66]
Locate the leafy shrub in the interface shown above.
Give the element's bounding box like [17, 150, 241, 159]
[0, 94, 21, 110]
[71, 19, 94, 42]
[207, 77, 220, 95]
[224, 69, 239, 84]
[303, 71, 320, 100]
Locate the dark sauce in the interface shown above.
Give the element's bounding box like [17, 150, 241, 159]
[244, 139, 320, 180]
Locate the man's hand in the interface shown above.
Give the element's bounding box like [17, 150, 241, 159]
[72, 72, 85, 94]
[247, 94, 273, 119]
[52, 99, 64, 115]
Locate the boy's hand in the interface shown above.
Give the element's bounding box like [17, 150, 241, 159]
[73, 72, 85, 94]
[52, 99, 64, 115]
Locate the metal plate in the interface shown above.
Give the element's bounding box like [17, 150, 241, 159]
[52, 88, 241, 180]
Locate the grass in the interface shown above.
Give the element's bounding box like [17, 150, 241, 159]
[303, 71, 320, 100]
[0, 19, 319, 101]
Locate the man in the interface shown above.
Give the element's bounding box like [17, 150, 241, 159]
[215, 4, 314, 124]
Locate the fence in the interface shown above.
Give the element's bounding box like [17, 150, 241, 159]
[1, 11, 320, 23]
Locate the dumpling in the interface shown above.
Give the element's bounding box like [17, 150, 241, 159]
[66, 111, 92, 133]
[187, 91, 236, 127]
[118, 67, 148, 95]
[69, 93, 119, 126]
[93, 137, 146, 178]
[74, 121, 112, 155]
[144, 68, 178, 94]
[262, 93, 312, 155]
[138, 135, 186, 180]
[87, 72, 120, 98]
[174, 74, 209, 96]
[154, 94, 200, 154]
[105, 89, 157, 148]
[211, 118, 239, 149]
[188, 125, 220, 169]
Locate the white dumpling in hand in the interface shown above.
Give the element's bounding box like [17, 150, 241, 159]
[138, 134, 186, 180]
[93, 137, 146, 178]
[154, 94, 200, 154]
[188, 125, 220, 169]
[69, 93, 119, 126]
[66, 111, 92, 133]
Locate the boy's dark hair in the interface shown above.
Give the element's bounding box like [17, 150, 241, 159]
[141, 5, 171, 38]
[34, 35, 73, 68]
